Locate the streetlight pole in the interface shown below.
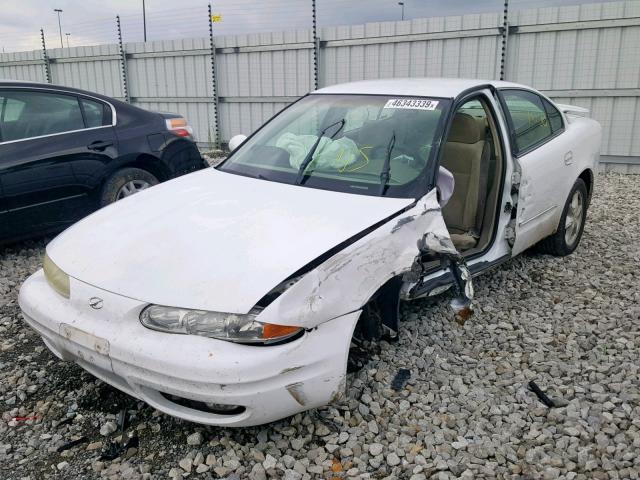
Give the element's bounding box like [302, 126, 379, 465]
[398, 2, 405, 21]
[54, 9, 64, 48]
[65, 33, 71, 48]
[142, 0, 147, 42]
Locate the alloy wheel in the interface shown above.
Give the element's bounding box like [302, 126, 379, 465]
[564, 189, 584, 246]
[116, 180, 151, 200]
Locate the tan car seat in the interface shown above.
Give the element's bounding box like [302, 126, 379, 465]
[441, 113, 490, 251]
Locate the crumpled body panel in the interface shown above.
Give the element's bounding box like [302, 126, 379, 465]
[259, 188, 472, 328]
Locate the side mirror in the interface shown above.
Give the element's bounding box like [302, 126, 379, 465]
[228, 134, 247, 152]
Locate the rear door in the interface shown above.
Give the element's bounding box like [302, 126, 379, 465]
[497, 88, 567, 255]
[0, 88, 118, 239]
[0, 178, 8, 241]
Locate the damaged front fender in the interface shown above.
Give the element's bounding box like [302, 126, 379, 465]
[258, 188, 473, 329]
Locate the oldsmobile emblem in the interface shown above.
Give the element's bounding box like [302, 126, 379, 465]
[89, 297, 104, 310]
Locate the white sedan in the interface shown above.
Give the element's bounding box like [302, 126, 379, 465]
[19, 78, 601, 426]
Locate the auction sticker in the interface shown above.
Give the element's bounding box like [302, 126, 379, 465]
[383, 98, 439, 110]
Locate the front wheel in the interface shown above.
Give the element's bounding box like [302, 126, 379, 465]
[100, 168, 159, 207]
[536, 178, 588, 256]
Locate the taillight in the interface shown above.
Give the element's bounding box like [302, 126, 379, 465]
[165, 117, 194, 138]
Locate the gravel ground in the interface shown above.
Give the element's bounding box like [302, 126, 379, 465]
[1, 173, 638, 480]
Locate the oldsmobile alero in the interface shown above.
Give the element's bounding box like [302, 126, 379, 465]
[19, 78, 601, 426]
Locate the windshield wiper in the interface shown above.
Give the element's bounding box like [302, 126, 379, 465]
[295, 118, 345, 185]
[378, 131, 396, 196]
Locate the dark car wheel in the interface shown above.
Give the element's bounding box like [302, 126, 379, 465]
[100, 168, 159, 207]
[536, 178, 588, 256]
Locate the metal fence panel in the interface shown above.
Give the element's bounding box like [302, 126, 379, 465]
[123, 38, 214, 143]
[509, 1, 640, 159]
[0, 50, 47, 83]
[48, 44, 124, 99]
[0, 0, 638, 162]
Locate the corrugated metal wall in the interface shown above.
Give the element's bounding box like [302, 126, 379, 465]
[215, 29, 314, 140]
[507, 1, 640, 161]
[125, 38, 215, 143]
[321, 13, 502, 84]
[1, 0, 639, 163]
[47, 44, 124, 99]
[0, 50, 47, 83]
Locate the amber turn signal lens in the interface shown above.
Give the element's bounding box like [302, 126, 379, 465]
[262, 323, 302, 340]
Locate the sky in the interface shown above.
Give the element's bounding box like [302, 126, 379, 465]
[0, 0, 608, 53]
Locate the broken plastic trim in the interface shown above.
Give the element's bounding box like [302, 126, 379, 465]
[257, 188, 475, 329]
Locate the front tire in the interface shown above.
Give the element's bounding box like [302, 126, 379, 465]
[536, 178, 588, 256]
[100, 168, 159, 207]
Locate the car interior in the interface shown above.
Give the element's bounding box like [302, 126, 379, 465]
[440, 97, 503, 256]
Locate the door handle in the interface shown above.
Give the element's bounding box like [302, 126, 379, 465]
[87, 140, 113, 151]
[564, 151, 573, 165]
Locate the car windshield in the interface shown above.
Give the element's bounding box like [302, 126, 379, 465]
[218, 94, 450, 198]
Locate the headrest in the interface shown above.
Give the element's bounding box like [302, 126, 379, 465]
[447, 113, 484, 144]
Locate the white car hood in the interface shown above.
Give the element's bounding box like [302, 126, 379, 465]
[48, 168, 413, 313]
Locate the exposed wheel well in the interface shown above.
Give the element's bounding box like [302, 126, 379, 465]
[579, 169, 594, 205]
[353, 276, 403, 342]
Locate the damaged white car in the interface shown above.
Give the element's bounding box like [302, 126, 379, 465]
[19, 78, 601, 426]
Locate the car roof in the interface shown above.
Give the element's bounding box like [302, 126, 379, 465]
[0, 80, 125, 105]
[313, 77, 528, 99]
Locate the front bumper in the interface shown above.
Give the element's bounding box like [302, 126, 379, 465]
[19, 270, 360, 426]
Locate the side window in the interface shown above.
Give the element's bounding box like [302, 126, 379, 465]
[501, 90, 556, 154]
[80, 97, 111, 128]
[0, 95, 27, 142]
[0, 90, 84, 142]
[1, 97, 26, 122]
[542, 98, 563, 134]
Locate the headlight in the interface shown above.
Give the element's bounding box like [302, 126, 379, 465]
[139, 305, 303, 345]
[43, 254, 70, 298]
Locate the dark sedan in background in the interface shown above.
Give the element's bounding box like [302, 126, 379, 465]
[0, 81, 204, 244]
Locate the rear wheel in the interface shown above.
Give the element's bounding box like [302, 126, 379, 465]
[536, 178, 588, 256]
[100, 168, 159, 207]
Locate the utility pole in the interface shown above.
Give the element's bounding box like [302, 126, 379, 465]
[54, 9, 64, 48]
[398, 2, 405, 21]
[65, 33, 71, 48]
[499, 0, 509, 80]
[311, 0, 319, 90]
[207, 3, 220, 148]
[40, 28, 52, 83]
[142, 0, 147, 42]
[116, 15, 130, 103]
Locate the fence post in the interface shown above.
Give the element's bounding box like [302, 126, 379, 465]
[40, 28, 52, 83]
[116, 15, 130, 103]
[499, 0, 510, 81]
[311, 0, 319, 90]
[208, 4, 221, 148]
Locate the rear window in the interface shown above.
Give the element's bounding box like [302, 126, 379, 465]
[501, 90, 555, 154]
[81, 97, 112, 128]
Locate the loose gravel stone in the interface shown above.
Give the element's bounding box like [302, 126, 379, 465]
[0, 173, 639, 479]
[186, 431, 203, 445]
[99, 421, 117, 436]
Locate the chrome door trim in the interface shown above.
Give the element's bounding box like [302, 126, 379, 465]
[518, 204, 557, 227]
